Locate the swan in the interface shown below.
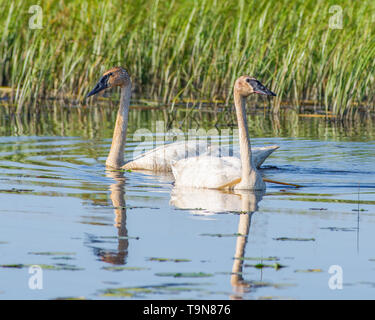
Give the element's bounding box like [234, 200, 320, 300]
[171, 76, 276, 190]
[87, 67, 278, 171]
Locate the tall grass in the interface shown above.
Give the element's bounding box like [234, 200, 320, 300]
[0, 0, 374, 116]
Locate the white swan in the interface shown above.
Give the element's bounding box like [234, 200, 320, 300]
[87, 67, 278, 171]
[172, 76, 277, 190]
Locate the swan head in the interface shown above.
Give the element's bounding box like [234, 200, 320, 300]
[235, 76, 276, 97]
[87, 67, 130, 97]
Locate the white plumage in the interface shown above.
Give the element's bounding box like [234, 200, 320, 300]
[170, 75, 278, 190]
[171, 144, 278, 189]
[124, 141, 278, 172]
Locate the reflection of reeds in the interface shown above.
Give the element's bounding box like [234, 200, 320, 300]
[0, 106, 373, 142]
[0, 1, 374, 116]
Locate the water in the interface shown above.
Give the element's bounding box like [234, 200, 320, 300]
[0, 106, 374, 300]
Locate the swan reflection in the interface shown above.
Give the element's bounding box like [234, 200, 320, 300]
[170, 186, 263, 215]
[170, 186, 264, 297]
[89, 170, 129, 265]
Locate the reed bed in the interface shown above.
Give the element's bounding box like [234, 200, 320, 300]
[0, 0, 374, 116]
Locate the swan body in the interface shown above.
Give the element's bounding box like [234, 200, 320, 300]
[171, 144, 279, 189]
[124, 141, 279, 171]
[87, 68, 278, 173]
[172, 76, 277, 190]
[123, 140, 207, 171]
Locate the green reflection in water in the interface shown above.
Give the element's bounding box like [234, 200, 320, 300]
[0, 105, 374, 141]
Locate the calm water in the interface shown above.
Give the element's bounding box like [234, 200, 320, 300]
[0, 106, 374, 300]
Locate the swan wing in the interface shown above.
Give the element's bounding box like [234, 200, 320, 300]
[202, 145, 279, 168]
[172, 156, 242, 189]
[124, 140, 278, 172]
[123, 140, 207, 171]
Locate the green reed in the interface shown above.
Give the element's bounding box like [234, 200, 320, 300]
[0, 0, 374, 116]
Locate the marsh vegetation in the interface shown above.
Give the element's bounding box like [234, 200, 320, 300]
[1, 0, 374, 116]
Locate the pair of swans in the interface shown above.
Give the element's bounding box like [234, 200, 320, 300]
[87, 67, 278, 191]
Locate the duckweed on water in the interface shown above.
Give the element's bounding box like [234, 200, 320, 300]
[244, 263, 285, 270]
[0, 263, 84, 271]
[102, 266, 150, 272]
[235, 256, 280, 261]
[200, 233, 246, 238]
[127, 206, 160, 210]
[274, 237, 315, 241]
[320, 227, 356, 232]
[51, 256, 76, 261]
[100, 283, 205, 298]
[155, 272, 213, 278]
[147, 257, 191, 263]
[55, 296, 87, 300]
[279, 198, 375, 205]
[28, 251, 76, 256]
[295, 269, 323, 273]
[1, 264, 24, 269]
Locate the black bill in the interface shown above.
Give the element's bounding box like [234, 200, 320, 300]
[249, 79, 276, 96]
[87, 75, 110, 97]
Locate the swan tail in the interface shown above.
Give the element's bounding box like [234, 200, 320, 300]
[253, 145, 279, 168]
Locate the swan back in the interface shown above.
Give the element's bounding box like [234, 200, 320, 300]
[172, 156, 241, 189]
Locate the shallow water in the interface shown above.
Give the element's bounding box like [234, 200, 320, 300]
[0, 106, 374, 300]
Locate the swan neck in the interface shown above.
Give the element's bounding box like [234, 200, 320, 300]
[231, 213, 251, 286]
[106, 83, 131, 169]
[234, 90, 255, 186]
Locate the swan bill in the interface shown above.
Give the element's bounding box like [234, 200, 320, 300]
[248, 79, 276, 96]
[87, 74, 110, 97]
